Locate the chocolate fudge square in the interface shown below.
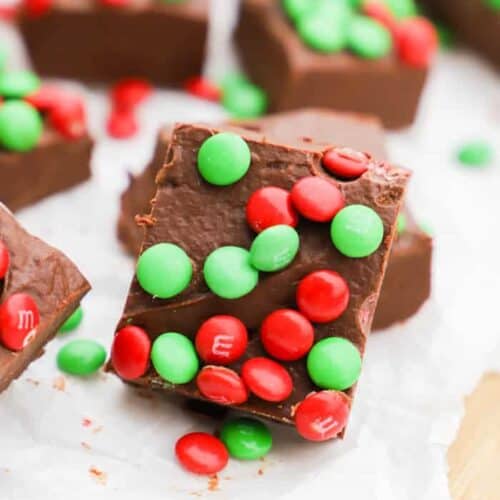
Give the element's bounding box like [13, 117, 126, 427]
[111, 120, 409, 440]
[17, 0, 209, 86]
[0, 203, 90, 392]
[117, 110, 432, 330]
[0, 127, 93, 211]
[235, 0, 431, 128]
[422, 0, 500, 68]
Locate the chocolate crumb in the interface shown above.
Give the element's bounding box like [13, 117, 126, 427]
[208, 474, 219, 492]
[52, 375, 66, 391]
[89, 467, 107, 486]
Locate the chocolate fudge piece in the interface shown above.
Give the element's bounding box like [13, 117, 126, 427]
[17, 0, 209, 86]
[373, 211, 432, 330]
[235, 0, 431, 128]
[0, 203, 90, 392]
[0, 127, 93, 211]
[111, 120, 409, 438]
[421, 0, 500, 68]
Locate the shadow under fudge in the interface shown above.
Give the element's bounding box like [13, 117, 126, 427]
[117, 109, 432, 330]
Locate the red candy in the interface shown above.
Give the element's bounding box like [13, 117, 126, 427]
[196, 366, 248, 405]
[0, 5, 18, 21]
[0, 241, 10, 280]
[0, 293, 40, 351]
[184, 76, 221, 102]
[296, 270, 349, 323]
[111, 325, 151, 380]
[111, 78, 152, 111]
[24, 0, 52, 17]
[396, 17, 438, 68]
[25, 86, 65, 111]
[195, 315, 248, 365]
[294, 391, 351, 442]
[175, 432, 229, 475]
[246, 187, 298, 233]
[260, 309, 314, 361]
[48, 95, 87, 139]
[290, 177, 345, 222]
[362, 1, 398, 33]
[99, 0, 131, 6]
[107, 110, 138, 138]
[322, 148, 371, 179]
[241, 357, 293, 402]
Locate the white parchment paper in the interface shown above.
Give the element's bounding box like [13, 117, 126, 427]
[1, 2, 500, 498]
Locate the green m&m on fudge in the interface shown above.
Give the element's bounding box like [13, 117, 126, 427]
[0, 101, 43, 152]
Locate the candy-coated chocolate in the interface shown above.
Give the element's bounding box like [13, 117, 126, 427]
[111, 325, 151, 380]
[195, 315, 248, 365]
[49, 95, 87, 139]
[222, 82, 267, 119]
[331, 204, 384, 258]
[260, 309, 314, 361]
[347, 16, 393, 59]
[457, 141, 493, 167]
[57, 339, 106, 376]
[396, 17, 438, 68]
[111, 78, 152, 110]
[296, 270, 349, 323]
[220, 418, 272, 460]
[0, 101, 43, 152]
[282, 0, 314, 22]
[0, 241, 10, 280]
[107, 109, 138, 139]
[0, 71, 40, 99]
[249, 225, 299, 272]
[307, 337, 361, 390]
[197, 132, 251, 186]
[151, 332, 199, 384]
[196, 365, 248, 405]
[241, 357, 293, 402]
[24, 0, 53, 17]
[0, 293, 40, 351]
[383, 0, 417, 19]
[184, 76, 221, 102]
[59, 305, 83, 333]
[294, 391, 350, 441]
[290, 176, 345, 222]
[24, 85, 66, 111]
[246, 186, 298, 233]
[203, 246, 258, 299]
[175, 432, 229, 475]
[362, 2, 397, 32]
[322, 147, 370, 179]
[136, 243, 192, 299]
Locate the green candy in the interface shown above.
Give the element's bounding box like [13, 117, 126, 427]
[457, 141, 493, 167]
[204, 246, 259, 299]
[220, 73, 250, 93]
[282, 0, 315, 21]
[383, 0, 417, 19]
[347, 16, 393, 59]
[484, 0, 500, 10]
[331, 204, 384, 258]
[297, 7, 350, 53]
[0, 101, 43, 152]
[59, 306, 84, 334]
[57, 340, 106, 376]
[197, 132, 251, 186]
[397, 213, 407, 235]
[306, 337, 361, 390]
[0, 71, 40, 99]
[136, 243, 192, 299]
[436, 22, 455, 49]
[222, 83, 268, 119]
[250, 225, 299, 272]
[151, 333, 199, 384]
[220, 418, 272, 460]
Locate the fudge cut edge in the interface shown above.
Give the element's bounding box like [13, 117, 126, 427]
[235, 0, 428, 128]
[0, 204, 91, 392]
[113, 122, 410, 426]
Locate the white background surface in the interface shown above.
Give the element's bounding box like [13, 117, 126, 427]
[1, 1, 500, 499]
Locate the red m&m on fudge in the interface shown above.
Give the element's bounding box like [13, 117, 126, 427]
[294, 391, 351, 442]
[0, 293, 40, 351]
[196, 365, 248, 405]
[322, 147, 371, 179]
[0, 241, 10, 280]
[195, 315, 248, 365]
[111, 325, 151, 380]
